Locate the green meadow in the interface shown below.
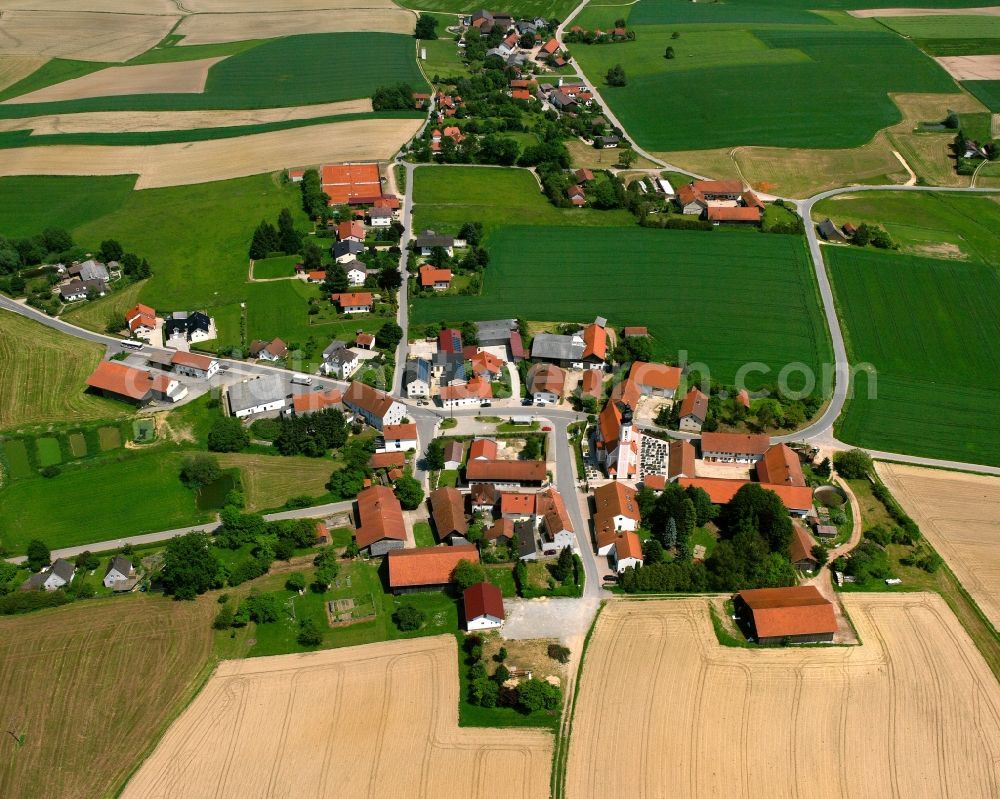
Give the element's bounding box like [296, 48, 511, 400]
[412, 224, 832, 388]
[964, 81, 1000, 112]
[827, 247, 1000, 466]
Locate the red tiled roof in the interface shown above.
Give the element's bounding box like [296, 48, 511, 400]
[125, 303, 155, 322]
[471, 350, 504, 376]
[528, 363, 566, 396]
[373, 195, 400, 210]
[343, 381, 397, 419]
[500, 492, 534, 516]
[575, 168, 594, 182]
[614, 530, 643, 561]
[469, 438, 498, 460]
[592, 481, 640, 538]
[355, 485, 406, 549]
[737, 388, 750, 408]
[707, 206, 761, 223]
[128, 313, 155, 332]
[355, 332, 375, 347]
[438, 328, 462, 353]
[677, 477, 749, 505]
[293, 388, 341, 415]
[171, 351, 214, 370]
[693, 179, 744, 196]
[597, 401, 622, 451]
[430, 486, 467, 536]
[370, 451, 405, 469]
[581, 369, 602, 399]
[485, 518, 513, 541]
[701, 432, 769, 456]
[738, 586, 836, 639]
[541, 38, 559, 54]
[679, 387, 708, 421]
[307, 270, 326, 282]
[742, 190, 765, 209]
[761, 484, 814, 511]
[466, 460, 545, 482]
[383, 423, 417, 441]
[332, 292, 373, 308]
[790, 523, 817, 565]
[388, 544, 480, 588]
[463, 581, 504, 621]
[757, 444, 806, 487]
[441, 376, 492, 401]
[628, 361, 681, 392]
[623, 326, 647, 336]
[419, 264, 452, 288]
[337, 220, 365, 241]
[643, 474, 666, 490]
[668, 439, 696, 479]
[512, 89, 532, 101]
[321, 163, 381, 206]
[582, 323, 606, 361]
[537, 487, 572, 533]
[86, 361, 170, 401]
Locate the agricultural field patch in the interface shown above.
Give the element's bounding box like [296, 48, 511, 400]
[0, 173, 135, 237]
[174, 9, 416, 44]
[877, 462, 1000, 630]
[826, 247, 1000, 466]
[0, 450, 208, 553]
[121, 636, 554, 799]
[396, 0, 579, 19]
[0, 309, 126, 431]
[67, 432, 88, 458]
[1, 438, 33, 479]
[98, 425, 122, 450]
[412, 224, 832, 387]
[566, 595, 1000, 799]
[572, 18, 957, 151]
[964, 78, 1000, 109]
[252, 254, 300, 279]
[877, 13, 1000, 38]
[34, 436, 61, 467]
[0, 596, 215, 799]
[0, 55, 47, 93]
[627, 0, 831, 25]
[213, 452, 336, 511]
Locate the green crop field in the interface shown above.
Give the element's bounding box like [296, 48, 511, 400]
[0, 310, 126, 432]
[0, 450, 209, 553]
[412, 225, 832, 387]
[0, 34, 427, 118]
[252, 255, 299, 279]
[877, 15, 1000, 39]
[813, 191, 1000, 264]
[915, 38, 1000, 56]
[964, 81, 1000, 112]
[571, 5, 957, 151]
[411, 165, 633, 233]
[827, 247, 1000, 466]
[0, 174, 136, 237]
[626, 0, 829, 26]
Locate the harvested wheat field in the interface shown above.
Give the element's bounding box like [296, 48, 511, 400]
[850, 5, 1000, 16]
[3, 57, 225, 105]
[0, 54, 46, 92]
[0, 595, 216, 799]
[183, 0, 399, 10]
[1, 0, 179, 11]
[176, 9, 414, 44]
[122, 636, 553, 799]
[878, 462, 1000, 629]
[0, 10, 178, 62]
[937, 54, 1000, 80]
[0, 117, 421, 188]
[0, 98, 372, 135]
[566, 596, 1000, 799]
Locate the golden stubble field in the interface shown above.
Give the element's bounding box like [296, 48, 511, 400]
[0, 596, 215, 799]
[878, 462, 1000, 629]
[0, 117, 422, 188]
[566, 596, 1000, 799]
[175, 8, 415, 43]
[121, 635, 553, 799]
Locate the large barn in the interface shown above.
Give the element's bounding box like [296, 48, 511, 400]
[734, 585, 837, 645]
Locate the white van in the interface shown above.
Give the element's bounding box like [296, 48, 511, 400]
[290, 374, 313, 386]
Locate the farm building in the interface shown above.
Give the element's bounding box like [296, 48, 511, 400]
[757, 444, 806, 487]
[226, 375, 285, 419]
[380, 423, 418, 453]
[463, 582, 505, 630]
[592, 481, 641, 555]
[440, 377, 492, 408]
[331, 291, 372, 313]
[86, 361, 186, 406]
[678, 387, 709, 432]
[249, 338, 288, 361]
[734, 585, 836, 645]
[321, 163, 382, 206]
[370, 451, 405, 470]
[627, 361, 682, 398]
[470, 483, 498, 513]
[818, 218, 848, 243]
[430, 486, 468, 543]
[528, 363, 566, 404]
[404, 358, 431, 399]
[291, 388, 342, 416]
[168, 351, 219, 379]
[790, 524, 820, 572]
[700, 432, 770, 463]
[343, 381, 405, 430]
[677, 477, 813, 517]
[469, 438, 498, 461]
[485, 518, 514, 545]
[668, 440, 696, 481]
[476, 319, 525, 360]
[611, 531, 644, 573]
[354, 485, 407, 556]
[466, 459, 546, 488]
[387, 544, 480, 593]
[443, 441, 463, 470]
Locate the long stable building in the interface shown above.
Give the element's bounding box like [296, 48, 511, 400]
[734, 585, 837, 645]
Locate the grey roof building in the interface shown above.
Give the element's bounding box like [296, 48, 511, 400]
[818, 218, 848, 243]
[332, 240, 365, 259]
[433, 351, 466, 384]
[413, 230, 454, 249]
[404, 357, 431, 386]
[515, 520, 539, 560]
[477, 319, 517, 345]
[531, 332, 584, 364]
[73, 259, 110, 282]
[227, 374, 286, 416]
[322, 340, 348, 360]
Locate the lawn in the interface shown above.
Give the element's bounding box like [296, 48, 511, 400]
[0, 450, 210, 553]
[213, 452, 337, 512]
[411, 165, 634, 234]
[0, 595, 216, 799]
[813, 191, 1000, 265]
[61, 281, 146, 334]
[485, 564, 518, 597]
[0, 34, 428, 117]
[412, 225, 832, 387]
[421, 37, 472, 80]
[0, 174, 136, 237]
[252, 255, 299, 279]
[34, 437, 61, 467]
[571, 14, 957, 151]
[413, 521, 436, 546]
[827, 247, 1000, 466]
[0, 309, 127, 431]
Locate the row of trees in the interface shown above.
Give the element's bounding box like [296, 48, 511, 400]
[249, 207, 301, 259]
[299, 168, 331, 220]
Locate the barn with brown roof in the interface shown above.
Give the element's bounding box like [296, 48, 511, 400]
[354, 485, 407, 556]
[429, 486, 468, 543]
[757, 444, 806, 487]
[790, 523, 820, 571]
[734, 585, 836, 645]
[466, 459, 545, 487]
[463, 581, 505, 630]
[387, 544, 480, 593]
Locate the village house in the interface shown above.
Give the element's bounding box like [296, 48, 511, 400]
[469, 438, 498, 461]
[567, 184, 586, 206]
[60, 279, 106, 302]
[592, 481, 641, 548]
[470, 350, 505, 381]
[526, 362, 564, 404]
[343, 381, 405, 430]
[419, 264, 453, 291]
[103, 555, 138, 591]
[336, 220, 366, 242]
[443, 441, 463, 470]
[484, 517, 514, 546]
[370, 451, 405, 471]
[535, 486, 576, 555]
[579, 369, 603, 402]
[432, 352, 466, 387]
[531, 317, 608, 370]
[756, 444, 806, 487]
[344, 260, 368, 287]
[611, 531, 644, 573]
[404, 358, 432, 399]
[464, 582, 505, 630]
[470, 482, 498, 514]
[733, 585, 836, 645]
[87, 361, 187, 405]
[291, 388, 342, 416]
[125, 303, 156, 339]
[331, 292, 373, 314]
[380, 423, 418, 453]
[69, 259, 110, 282]
[332, 240, 365, 263]
[21, 558, 76, 591]
[355, 332, 375, 350]
[466, 459, 545, 489]
[414, 229, 456, 257]
[164, 310, 212, 344]
[790, 523, 820, 572]
[354, 485, 407, 556]
[440, 376, 492, 408]
[306, 270, 326, 284]
[701, 432, 770, 463]
[387, 544, 480, 593]
[678, 387, 709, 432]
[437, 327, 463, 354]
[249, 338, 288, 362]
[287, 169, 304, 183]
[321, 344, 360, 379]
[227, 374, 286, 418]
[628, 361, 682, 398]
[501, 491, 535, 521]
[168, 351, 219, 379]
[430, 486, 469, 544]
[368, 207, 394, 227]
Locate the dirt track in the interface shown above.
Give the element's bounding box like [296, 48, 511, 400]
[121, 635, 553, 799]
[566, 596, 1000, 798]
[175, 8, 415, 43]
[0, 117, 422, 189]
[878, 462, 1000, 629]
[0, 99, 372, 134]
[3, 57, 224, 105]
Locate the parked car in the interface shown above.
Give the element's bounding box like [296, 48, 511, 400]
[541, 425, 552, 431]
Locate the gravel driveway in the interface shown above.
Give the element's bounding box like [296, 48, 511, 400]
[502, 597, 601, 643]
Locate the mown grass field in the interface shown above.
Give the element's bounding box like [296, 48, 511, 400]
[877, 15, 1000, 39]
[0, 174, 137, 237]
[0, 310, 126, 431]
[827, 247, 1000, 466]
[571, 7, 957, 151]
[61, 281, 145, 333]
[0, 450, 210, 552]
[0, 34, 427, 117]
[814, 191, 1000, 264]
[412, 224, 832, 387]
[214, 452, 337, 512]
[0, 596, 216, 799]
[411, 165, 633, 233]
